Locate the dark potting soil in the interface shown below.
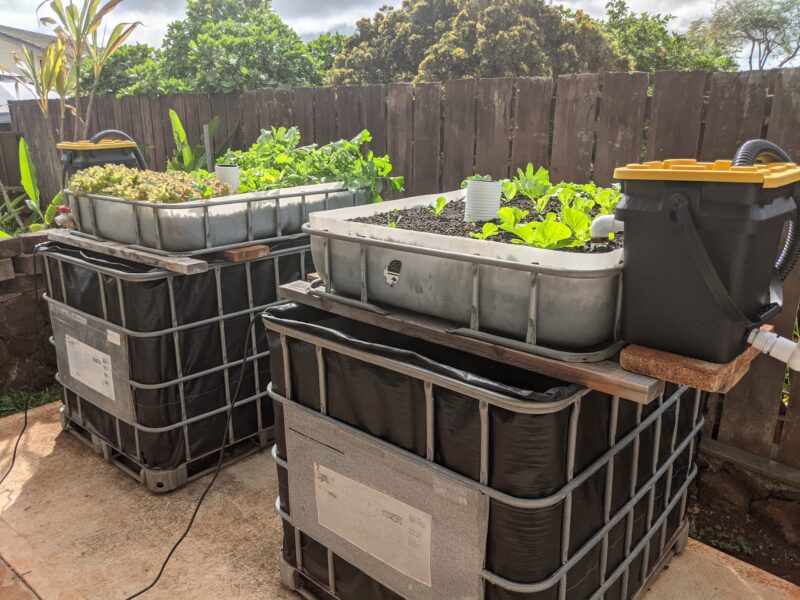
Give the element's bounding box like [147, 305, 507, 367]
[351, 197, 623, 253]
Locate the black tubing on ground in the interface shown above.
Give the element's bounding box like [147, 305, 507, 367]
[89, 129, 148, 170]
[733, 139, 797, 281]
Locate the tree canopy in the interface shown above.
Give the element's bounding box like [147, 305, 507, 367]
[710, 0, 800, 69]
[603, 1, 736, 73]
[328, 0, 634, 84]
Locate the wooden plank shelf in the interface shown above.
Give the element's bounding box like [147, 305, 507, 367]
[620, 326, 771, 394]
[278, 280, 664, 405]
[47, 229, 209, 275]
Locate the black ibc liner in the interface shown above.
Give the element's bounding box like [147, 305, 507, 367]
[42, 240, 311, 472]
[264, 304, 704, 600]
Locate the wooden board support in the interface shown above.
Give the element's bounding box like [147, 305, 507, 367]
[619, 338, 766, 394]
[278, 280, 663, 405]
[47, 229, 208, 275]
[209, 244, 269, 262]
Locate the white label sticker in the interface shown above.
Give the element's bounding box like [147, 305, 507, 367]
[107, 330, 121, 346]
[65, 335, 115, 401]
[314, 463, 432, 586]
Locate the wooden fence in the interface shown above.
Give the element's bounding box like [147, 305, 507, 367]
[8, 67, 800, 487]
[0, 131, 21, 188]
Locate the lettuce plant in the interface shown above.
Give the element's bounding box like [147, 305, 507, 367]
[68, 164, 231, 203]
[429, 196, 447, 216]
[469, 222, 499, 240]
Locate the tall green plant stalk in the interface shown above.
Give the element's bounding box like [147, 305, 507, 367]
[38, 0, 138, 140]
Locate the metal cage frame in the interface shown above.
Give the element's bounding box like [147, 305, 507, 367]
[42, 243, 311, 490]
[263, 317, 702, 600]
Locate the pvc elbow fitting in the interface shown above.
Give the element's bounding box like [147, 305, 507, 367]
[590, 215, 625, 241]
[748, 329, 800, 370]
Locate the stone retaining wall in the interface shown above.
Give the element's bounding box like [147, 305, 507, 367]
[0, 232, 56, 393]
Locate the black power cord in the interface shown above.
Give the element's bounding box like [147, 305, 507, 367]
[0, 243, 45, 488]
[124, 315, 259, 599]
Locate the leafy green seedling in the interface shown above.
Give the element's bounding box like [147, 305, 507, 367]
[387, 209, 402, 228]
[501, 180, 518, 202]
[429, 196, 448, 216]
[461, 173, 493, 187]
[511, 220, 573, 249]
[514, 163, 551, 201]
[469, 222, 500, 240]
[561, 206, 591, 243]
[497, 206, 529, 233]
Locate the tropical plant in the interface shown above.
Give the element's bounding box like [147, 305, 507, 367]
[38, 0, 140, 140]
[167, 110, 237, 172]
[0, 138, 62, 235]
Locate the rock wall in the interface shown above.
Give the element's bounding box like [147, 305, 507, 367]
[0, 232, 56, 393]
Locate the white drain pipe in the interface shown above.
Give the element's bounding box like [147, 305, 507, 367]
[748, 329, 800, 370]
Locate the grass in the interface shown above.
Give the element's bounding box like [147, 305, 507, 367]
[692, 524, 755, 556]
[0, 386, 61, 418]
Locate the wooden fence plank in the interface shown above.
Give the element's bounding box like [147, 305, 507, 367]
[11, 101, 61, 202]
[362, 84, 387, 156]
[270, 89, 293, 129]
[335, 86, 363, 140]
[112, 97, 125, 145]
[314, 87, 337, 146]
[292, 87, 315, 144]
[224, 93, 243, 150]
[0, 131, 21, 186]
[160, 95, 176, 169]
[701, 71, 770, 161]
[594, 71, 649, 186]
[209, 92, 228, 153]
[183, 93, 201, 149]
[257, 89, 275, 131]
[386, 83, 413, 196]
[647, 71, 707, 161]
[550, 73, 600, 183]
[767, 67, 800, 160]
[197, 93, 213, 156]
[511, 77, 552, 174]
[240, 90, 260, 147]
[718, 265, 800, 458]
[441, 78, 476, 190]
[137, 95, 156, 168]
[126, 95, 145, 160]
[148, 96, 166, 171]
[411, 82, 441, 195]
[777, 370, 800, 469]
[475, 77, 514, 179]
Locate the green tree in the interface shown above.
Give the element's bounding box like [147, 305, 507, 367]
[328, 0, 630, 84]
[603, 1, 736, 72]
[419, 1, 630, 81]
[82, 43, 156, 95]
[306, 32, 345, 84]
[711, 0, 800, 69]
[148, 0, 317, 93]
[327, 0, 460, 85]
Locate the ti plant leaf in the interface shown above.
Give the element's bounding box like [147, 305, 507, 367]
[18, 138, 42, 220]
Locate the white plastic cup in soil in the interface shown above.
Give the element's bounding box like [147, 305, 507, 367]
[464, 180, 501, 221]
[215, 164, 240, 191]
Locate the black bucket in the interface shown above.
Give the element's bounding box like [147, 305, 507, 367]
[615, 156, 799, 363]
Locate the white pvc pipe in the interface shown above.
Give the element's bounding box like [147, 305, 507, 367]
[748, 329, 800, 370]
[590, 215, 625, 240]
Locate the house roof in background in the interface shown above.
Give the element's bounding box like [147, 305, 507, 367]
[0, 25, 55, 50]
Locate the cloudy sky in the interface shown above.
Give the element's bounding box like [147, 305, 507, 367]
[0, 0, 715, 46]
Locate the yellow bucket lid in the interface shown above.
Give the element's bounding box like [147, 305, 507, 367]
[57, 139, 138, 151]
[614, 159, 800, 189]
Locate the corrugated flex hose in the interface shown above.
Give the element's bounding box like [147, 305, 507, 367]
[90, 129, 148, 170]
[736, 140, 800, 367]
[732, 139, 797, 281]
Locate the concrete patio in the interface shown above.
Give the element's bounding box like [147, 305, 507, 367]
[1, 403, 798, 600]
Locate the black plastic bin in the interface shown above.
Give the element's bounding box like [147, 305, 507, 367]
[263, 303, 704, 600]
[615, 159, 799, 363]
[42, 240, 311, 491]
